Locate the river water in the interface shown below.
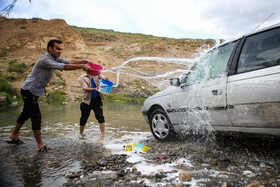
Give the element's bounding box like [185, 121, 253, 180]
[0, 102, 150, 186]
[0, 102, 280, 186]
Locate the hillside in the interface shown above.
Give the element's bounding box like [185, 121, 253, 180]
[0, 17, 216, 101]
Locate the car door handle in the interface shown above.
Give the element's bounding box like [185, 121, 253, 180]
[212, 89, 222, 95]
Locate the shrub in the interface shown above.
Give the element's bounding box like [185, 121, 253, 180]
[42, 90, 67, 104]
[8, 60, 27, 73]
[0, 78, 19, 104]
[5, 75, 22, 82]
[104, 94, 145, 104]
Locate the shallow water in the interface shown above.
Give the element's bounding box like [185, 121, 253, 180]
[0, 101, 149, 186]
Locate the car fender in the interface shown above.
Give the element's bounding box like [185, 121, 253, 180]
[143, 88, 178, 127]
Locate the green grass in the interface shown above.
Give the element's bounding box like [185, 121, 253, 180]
[97, 48, 105, 52]
[106, 48, 122, 56]
[134, 80, 143, 89]
[0, 78, 20, 104]
[8, 60, 27, 73]
[5, 74, 22, 82]
[81, 52, 95, 56]
[128, 38, 160, 43]
[0, 52, 5, 58]
[104, 94, 145, 104]
[1, 46, 22, 53]
[74, 93, 145, 104]
[73, 56, 83, 59]
[54, 72, 66, 87]
[71, 26, 166, 40]
[134, 50, 150, 56]
[41, 90, 68, 104]
[0, 78, 18, 95]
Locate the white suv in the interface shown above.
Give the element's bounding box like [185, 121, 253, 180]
[142, 24, 280, 141]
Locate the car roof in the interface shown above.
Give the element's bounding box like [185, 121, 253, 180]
[224, 23, 280, 45]
[244, 23, 280, 37]
[209, 23, 280, 51]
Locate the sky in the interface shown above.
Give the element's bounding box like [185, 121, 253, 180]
[1, 0, 280, 41]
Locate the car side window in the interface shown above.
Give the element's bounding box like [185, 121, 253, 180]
[237, 28, 280, 74]
[186, 41, 237, 86]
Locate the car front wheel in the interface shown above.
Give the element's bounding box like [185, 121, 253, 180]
[149, 108, 174, 141]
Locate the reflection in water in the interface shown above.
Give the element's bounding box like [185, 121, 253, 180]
[0, 102, 148, 186]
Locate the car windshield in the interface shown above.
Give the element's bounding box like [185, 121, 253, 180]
[184, 41, 237, 85]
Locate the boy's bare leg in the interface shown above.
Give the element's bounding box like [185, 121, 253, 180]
[80, 125, 85, 135]
[99, 123, 105, 138]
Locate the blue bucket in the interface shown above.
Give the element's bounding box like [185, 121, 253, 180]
[99, 79, 114, 95]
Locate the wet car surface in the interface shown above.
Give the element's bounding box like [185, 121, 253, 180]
[142, 24, 280, 141]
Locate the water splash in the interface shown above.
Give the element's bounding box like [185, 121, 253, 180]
[175, 41, 236, 141]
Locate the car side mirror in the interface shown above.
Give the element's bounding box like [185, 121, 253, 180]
[170, 78, 180, 86]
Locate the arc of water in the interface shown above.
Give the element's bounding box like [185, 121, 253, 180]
[106, 68, 187, 87]
[103, 57, 195, 88]
[109, 57, 195, 70]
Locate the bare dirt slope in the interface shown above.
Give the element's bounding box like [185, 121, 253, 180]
[0, 17, 215, 99]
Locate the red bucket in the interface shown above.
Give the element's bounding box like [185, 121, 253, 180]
[86, 63, 104, 76]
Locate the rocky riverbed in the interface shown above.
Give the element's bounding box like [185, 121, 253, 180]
[62, 135, 280, 187]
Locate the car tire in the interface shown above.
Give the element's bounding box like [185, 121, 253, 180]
[149, 108, 174, 141]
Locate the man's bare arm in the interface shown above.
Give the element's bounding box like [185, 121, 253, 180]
[68, 59, 92, 65]
[63, 64, 91, 71]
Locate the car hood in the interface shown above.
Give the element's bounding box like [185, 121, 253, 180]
[146, 87, 175, 101]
